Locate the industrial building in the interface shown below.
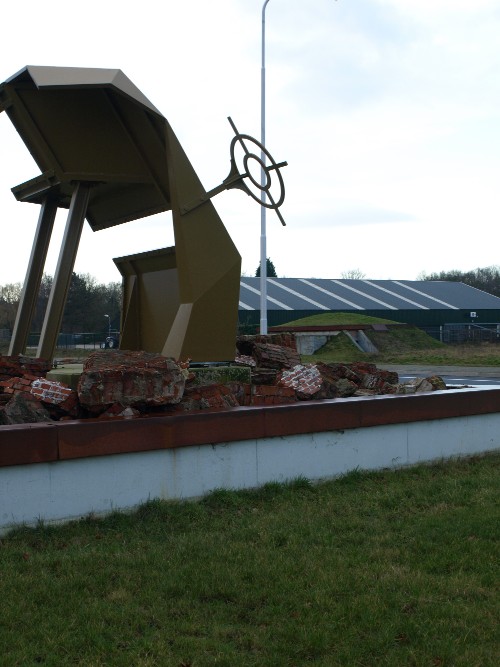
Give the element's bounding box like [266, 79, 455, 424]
[239, 278, 500, 341]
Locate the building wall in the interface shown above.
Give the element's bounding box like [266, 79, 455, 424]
[239, 309, 500, 331]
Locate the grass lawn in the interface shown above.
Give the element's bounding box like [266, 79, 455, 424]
[3, 312, 500, 367]
[0, 344, 95, 358]
[1, 453, 498, 666]
[277, 313, 500, 366]
[302, 333, 500, 366]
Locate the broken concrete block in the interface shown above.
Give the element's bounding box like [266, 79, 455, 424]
[426, 375, 447, 391]
[0, 392, 51, 424]
[174, 384, 240, 412]
[395, 378, 435, 394]
[30, 378, 80, 418]
[395, 384, 417, 395]
[77, 350, 186, 411]
[413, 378, 434, 393]
[0, 355, 51, 380]
[97, 403, 141, 419]
[189, 364, 251, 386]
[225, 382, 253, 406]
[236, 337, 300, 370]
[31, 378, 75, 405]
[278, 363, 359, 400]
[250, 368, 278, 385]
[234, 354, 256, 368]
[237, 333, 298, 356]
[278, 364, 323, 399]
[252, 343, 301, 370]
[334, 377, 360, 398]
[250, 384, 297, 405]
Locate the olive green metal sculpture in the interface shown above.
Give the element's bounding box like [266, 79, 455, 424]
[0, 66, 286, 362]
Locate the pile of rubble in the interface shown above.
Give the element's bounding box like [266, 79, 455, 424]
[0, 335, 447, 425]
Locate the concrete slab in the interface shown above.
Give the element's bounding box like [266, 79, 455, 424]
[47, 364, 84, 390]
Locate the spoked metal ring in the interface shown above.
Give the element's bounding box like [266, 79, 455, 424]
[227, 117, 287, 223]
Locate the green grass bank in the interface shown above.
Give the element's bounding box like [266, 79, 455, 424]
[276, 313, 500, 366]
[1, 453, 498, 666]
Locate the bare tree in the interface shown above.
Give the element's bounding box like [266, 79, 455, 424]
[0, 274, 122, 335]
[341, 269, 366, 279]
[419, 266, 500, 298]
[0, 282, 22, 330]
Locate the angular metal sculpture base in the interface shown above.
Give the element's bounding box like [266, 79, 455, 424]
[114, 120, 241, 363]
[115, 246, 241, 363]
[37, 183, 92, 360]
[8, 196, 57, 356]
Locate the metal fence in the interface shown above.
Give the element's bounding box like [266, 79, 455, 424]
[25, 332, 108, 350]
[4, 325, 500, 351]
[421, 323, 500, 344]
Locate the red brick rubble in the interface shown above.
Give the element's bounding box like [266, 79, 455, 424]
[0, 337, 448, 425]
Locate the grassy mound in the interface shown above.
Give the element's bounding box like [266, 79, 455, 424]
[282, 313, 500, 365]
[275, 312, 398, 327]
[280, 313, 443, 363]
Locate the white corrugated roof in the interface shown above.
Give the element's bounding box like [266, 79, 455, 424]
[239, 278, 500, 312]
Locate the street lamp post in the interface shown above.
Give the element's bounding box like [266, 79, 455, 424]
[260, 0, 271, 335]
[104, 314, 110, 336]
[259, 2, 336, 334]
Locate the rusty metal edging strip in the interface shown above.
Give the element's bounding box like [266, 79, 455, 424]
[0, 422, 59, 466]
[1, 388, 500, 468]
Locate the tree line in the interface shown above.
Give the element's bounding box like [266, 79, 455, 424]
[1, 264, 499, 336]
[0, 273, 121, 335]
[418, 265, 500, 299]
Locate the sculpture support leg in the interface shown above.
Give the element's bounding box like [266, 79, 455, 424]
[162, 123, 242, 361]
[37, 183, 91, 360]
[8, 197, 58, 355]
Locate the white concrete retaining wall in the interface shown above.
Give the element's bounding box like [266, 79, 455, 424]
[1, 411, 498, 534]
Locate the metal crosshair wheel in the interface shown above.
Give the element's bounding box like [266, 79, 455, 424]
[179, 117, 287, 224]
[228, 117, 287, 225]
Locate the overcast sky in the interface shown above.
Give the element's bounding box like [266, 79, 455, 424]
[1, 0, 499, 286]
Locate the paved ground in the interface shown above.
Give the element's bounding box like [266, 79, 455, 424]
[380, 365, 500, 378]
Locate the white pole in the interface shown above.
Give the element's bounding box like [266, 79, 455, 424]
[260, 0, 271, 335]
